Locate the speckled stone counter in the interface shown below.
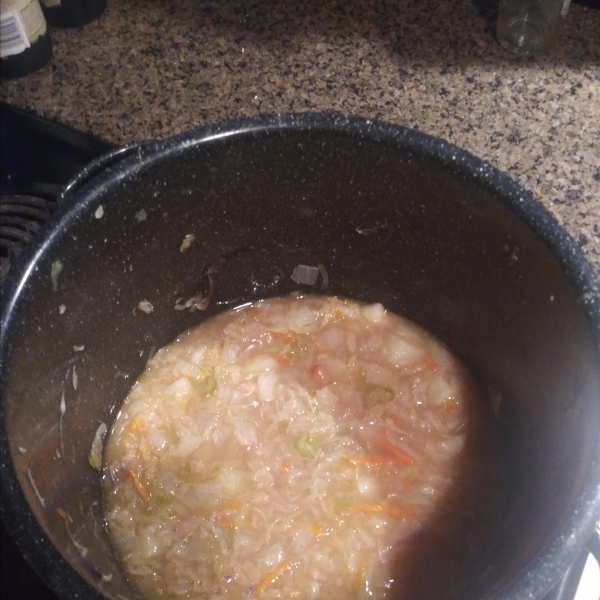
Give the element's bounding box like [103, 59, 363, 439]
[1, 0, 599, 273]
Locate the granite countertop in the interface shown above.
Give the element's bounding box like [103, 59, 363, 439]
[1, 0, 599, 274]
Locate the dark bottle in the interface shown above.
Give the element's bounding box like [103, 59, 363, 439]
[0, 0, 52, 79]
[39, 0, 106, 28]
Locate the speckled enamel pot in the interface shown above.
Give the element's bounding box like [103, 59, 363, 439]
[1, 113, 599, 600]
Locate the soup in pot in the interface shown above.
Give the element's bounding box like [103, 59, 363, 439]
[104, 295, 508, 599]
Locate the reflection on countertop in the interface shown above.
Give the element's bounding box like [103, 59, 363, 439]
[0, 0, 598, 274]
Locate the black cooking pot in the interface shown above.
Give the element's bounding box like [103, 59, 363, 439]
[1, 114, 599, 600]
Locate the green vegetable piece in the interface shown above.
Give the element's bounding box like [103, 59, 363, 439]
[363, 385, 394, 409]
[176, 462, 194, 482]
[148, 485, 174, 512]
[51, 260, 64, 292]
[296, 433, 318, 458]
[88, 422, 107, 470]
[89, 452, 102, 470]
[333, 492, 350, 511]
[194, 374, 217, 397]
[175, 463, 220, 484]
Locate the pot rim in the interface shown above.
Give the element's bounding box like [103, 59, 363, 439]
[1, 111, 599, 600]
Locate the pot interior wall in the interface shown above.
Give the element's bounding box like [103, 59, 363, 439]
[2, 128, 599, 599]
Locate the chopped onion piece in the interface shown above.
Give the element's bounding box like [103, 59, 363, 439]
[50, 260, 64, 292]
[362, 303, 385, 323]
[318, 263, 329, 288]
[180, 234, 195, 253]
[384, 336, 426, 366]
[89, 422, 107, 470]
[291, 264, 319, 285]
[135, 209, 147, 223]
[138, 301, 154, 314]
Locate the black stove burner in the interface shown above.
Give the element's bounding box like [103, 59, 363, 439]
[0, 103, 113, 286]
[1, 194, 56, 284]
[0, 103, 594, 600]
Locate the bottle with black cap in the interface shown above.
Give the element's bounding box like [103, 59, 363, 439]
[39, 0, 106, 28]
[0, 0, 52, 79]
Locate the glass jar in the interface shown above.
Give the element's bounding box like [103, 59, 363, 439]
[496, 0, 571, 55]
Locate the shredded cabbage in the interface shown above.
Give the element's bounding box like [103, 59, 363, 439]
[104, 295, 508, 600]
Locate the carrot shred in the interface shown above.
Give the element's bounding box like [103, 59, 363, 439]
[271, 331, 295, 345]
[218, 516, 250, 530]
[345, 444, 414, 468]
[282, 460, 292, 471]
[125, 416, 147, 438]
[214, 500, 243, 513]
[348, 503, 413, 520]
[378, 441, 414, 466]
[214, 500, 244, 529]
[128, 469, 150, 503]
[333, 308, 344, 320]
[424, 355, 438, 371]
[445, 402, 458, 415]
[273, 354, 291, 368]
[251, 559, 294, 597]
[217, 517, 236, 529]
[354, 561, 367, 594]
[311, 525, 325, 537]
